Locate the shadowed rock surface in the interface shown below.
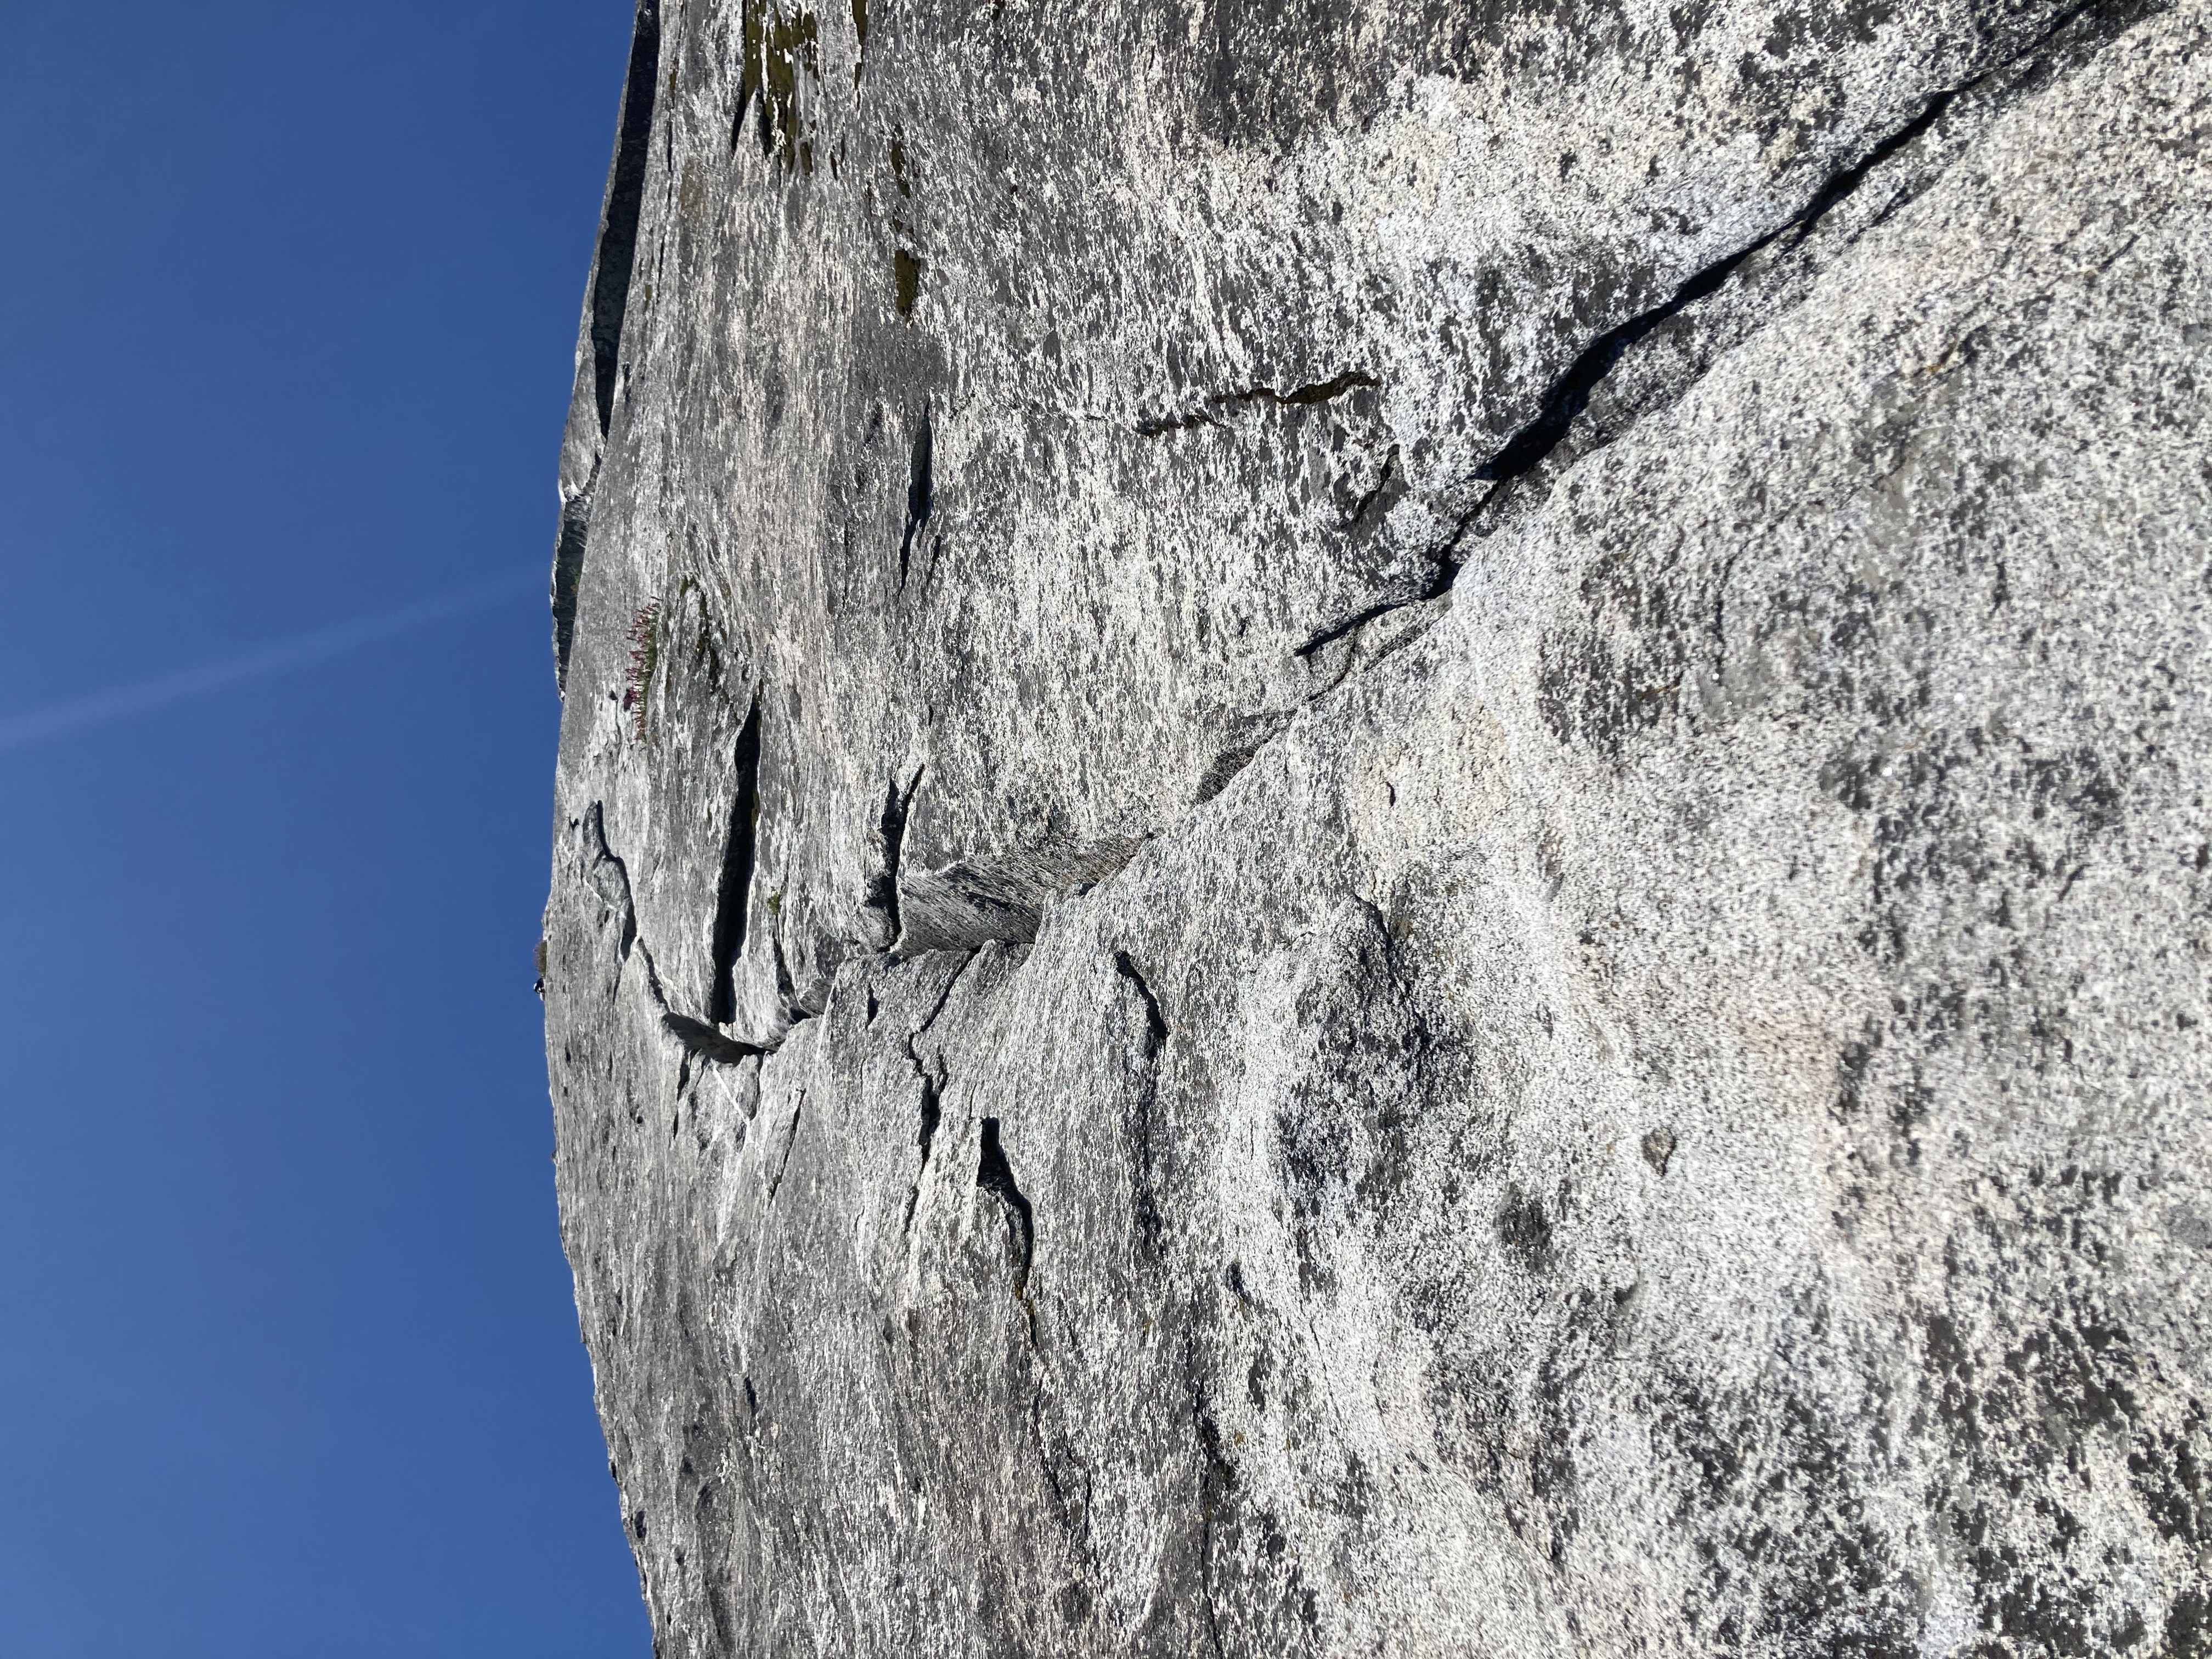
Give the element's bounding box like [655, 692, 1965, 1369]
[542, 1, 2212, 1651]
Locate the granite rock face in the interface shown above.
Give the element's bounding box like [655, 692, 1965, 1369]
[542, 0, 2212, 1651]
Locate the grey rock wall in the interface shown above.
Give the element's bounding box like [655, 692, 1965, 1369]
[542, 0, 2212, 1651]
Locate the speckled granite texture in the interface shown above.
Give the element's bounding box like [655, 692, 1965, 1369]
[543, 1, 2212, 1651]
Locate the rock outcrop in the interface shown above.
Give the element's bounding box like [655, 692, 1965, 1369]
[542, 1, 2211, 1651]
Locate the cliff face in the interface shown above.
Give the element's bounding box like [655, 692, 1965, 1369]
[543, 1, 2212, 1651]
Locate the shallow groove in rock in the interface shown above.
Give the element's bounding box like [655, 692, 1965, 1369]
[663, 1012, 768, 1066]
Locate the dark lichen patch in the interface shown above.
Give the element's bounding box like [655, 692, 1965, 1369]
[1534, 552, 1699, 756]
[1903, 1221, 2187, 1651]
[1649, 1356, 1923, 1654]
[2165, 1591, 2212, 1658]
[1496, 1186, 1553, 1272]
[1266, 909, 1436, 1301]
[894, 247, 924, 317]
[2127, 1402, 2209, 1545]
[1832, 1028, 1881, 1122]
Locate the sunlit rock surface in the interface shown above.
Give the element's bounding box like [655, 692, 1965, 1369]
[543, 1, 2212, 1651]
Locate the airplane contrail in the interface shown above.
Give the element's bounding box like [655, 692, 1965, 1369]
[0, 571, 542, 755]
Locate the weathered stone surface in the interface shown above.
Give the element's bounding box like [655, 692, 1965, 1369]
[544, 1, 2212, 1651]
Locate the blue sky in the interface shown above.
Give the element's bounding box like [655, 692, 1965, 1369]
[0, 3, 650, 1654]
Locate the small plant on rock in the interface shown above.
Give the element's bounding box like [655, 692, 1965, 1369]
[622, 599, 662, 739]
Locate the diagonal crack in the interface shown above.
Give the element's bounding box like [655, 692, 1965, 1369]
[766, 1089, 806, 1205]
[1470, 92, 1962, 490]
[1293, 0, 2140, 671]
[1471, 0, 2135, 500]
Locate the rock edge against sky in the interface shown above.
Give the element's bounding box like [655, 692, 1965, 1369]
[543, 1, 2211, 1651]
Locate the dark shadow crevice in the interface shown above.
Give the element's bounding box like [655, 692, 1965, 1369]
[1138, 370, 1378, 437]
[709, 696, 765, 1024]
[899, 413, 934, 589]
[552, 484, 595, 693]
[976, 1118, 1036, 1292]
[590, 1, 663, 435]
[1113, 951, 1170, 1059]
[868, 765, 926, 946]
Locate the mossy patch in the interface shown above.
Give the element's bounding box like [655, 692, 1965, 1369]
[735, 1, 820, 173]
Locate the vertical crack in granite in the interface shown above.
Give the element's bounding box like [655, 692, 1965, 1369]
[1111, 951, 1169, 1060]
[1113, 950, 1170, 1251]
[902, 1070, 943, 1233]
[1188, 1336, 1233, 1659]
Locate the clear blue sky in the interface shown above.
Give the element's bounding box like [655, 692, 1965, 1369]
[0, 3, 650, 1654]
